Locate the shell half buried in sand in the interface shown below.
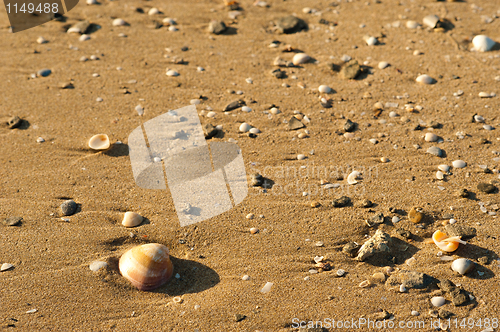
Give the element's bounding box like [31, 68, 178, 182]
[119, 243, 174, 291]
[432, 230, 466, 252]
[122, 212, 143, 228]
[88, 134, 110, 150]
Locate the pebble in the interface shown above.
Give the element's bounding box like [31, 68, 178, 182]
[378, 61, 390, 69]
[239, 123, 251, 132]
[425, 132, 438, 142]
[363, 36, 378, 46]
[60, 200, 77, 216]
[392, 216, 400, 224]
[436, 171, 444, 180]
[79, 34, 90, 42]
[411, 310, 420, 316]
[431, 296, 446, 307]
[36, 137, 45, 143]
[399, 284, 407, 293]
[438, 165, 450, 172]
[260, 282, 273, 293]
[89, 260, 107, 272]
[166, 70, 179, 77]
[479, 92, 495, 98]
[416, 74, 436, 84]
[371, 272, 386, 283]
[408, 207, 423, 224]
[336, 269, 345, 277]
[474, 115, 485, 122]
[112, 18, 127, 27]
[148, 7, 160, 15]
[2, 216, 22, 226]
[292, 53, 311, 66]
[380, 157, 389, 163]
[342, 241, 360, 257]
[7, 116, 22, 129]
[477, 183, 496, 193]
[0, 262, 14, 272]
[427, 146, 444, 157]
[250, 173, 263, 187]
[423, 14, 440, 28]
[250, 227, 259, 234]
[472, 35, 496, 52]
[37, 36, 48, 44]
[452, 160, 466, 168]
[26, 309, 37, 314]
[162, 18, 176, 26]
[246, 213, 254, 220]
[451, 258, 475, 275]
[318, 85, 332, 93]
[406, 20, 419, 29]
[288, 117, 305, 130]
[340, 60, 360, 79]
[37, 69, 51, 77]
[297, 154, 306, 160]
[241, 106, 252, 112]
[359, 280, 371, 288]
[445, 224, 477, 240]
[275, 15, 307, 34]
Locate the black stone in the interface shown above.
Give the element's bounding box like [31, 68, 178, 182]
[223, 100, 245, 112]
[332, 196, 351, 207]
[203, 123, 218, 139]
[61, 200, 77, 216]
[343, 119, 356, 132]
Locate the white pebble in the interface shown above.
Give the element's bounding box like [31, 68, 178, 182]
[392, 216, 400, 223]
[378, 61, 390, 69]
[206, 111, 216, 118]
[293, 53, 311, 65]
[37, 36, 48, 44]
[425, 132, 438, 142]
[436, 171, 444, 180]
[89, 260, 107, 272]
[239, 123, 251, 132]
[79, 34, 90, 42]
[474, 115, 485, 122]
[318, 85, 332, 93]
[364, 36, 378, 46]
[260, 282, 273, 293]
[399, 284, 407, 293]
[411, 310, 420, 316]
[112, 18, 127, 27]
[423, 14, 440, 28]
[297, 154, 306, 160]
[241, 106, 252, 112]
[36, 137, 45, 143]
[86, 0, 97, 4]
[431, 296, 446, 307]
[472, 35, 496, 52]
[168, 26, 178, 32]
[242, 275, 250, 281]
[369, 138, 378, 144]
[406, 20, 419, 29]
[197, 67, 205, 72]
[483, 125, 494, 130]
[416, 74, 436, 85]
[1, 263, 14, 271]
[249, 128, 260, 134]
[166, 70, 179, 77]
[438, 164, 450, 172]
[452, 160, 466, 168]
[148, 7, 160, 15]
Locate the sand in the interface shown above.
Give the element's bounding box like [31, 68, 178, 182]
[1, 0, 500, 330]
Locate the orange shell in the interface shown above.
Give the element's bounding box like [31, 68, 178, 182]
[432, 230, 466, 252]
[119, 243, 174, 291]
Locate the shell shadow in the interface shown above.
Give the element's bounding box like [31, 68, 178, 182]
[103, 143, 129, 157]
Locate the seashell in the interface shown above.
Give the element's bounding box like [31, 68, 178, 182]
[478, 92, 494, 98]
[260, 282, 273, 293]
[172, 296, 183, 303]
[241, 106, 252, 112]
[452, 160, 466, 168]
[416, 74, 436, 85]
[162, 18, 177, 26]
[250, 227, 259, 234]
[313, 256, 324, 263]
[472, 35, 496, 52]
[425, 132, 438, 142]
[347, 171, 361, 185]
[318, 85, 332, 93]
[1, 263, 14, 272]
[249, 128, 260, 134]
[88, 134, 110, 150]
[474, 115, 485, 122]
[431, 296, 446, 307]
[122, 212, 143, 228]
[119, 243, 174, 291]
[359, 280, 371, 288]
[363, 36, 378, 46]
[436, 171, 444, 180]
[378, 61, 390, 69]
[336, 269, 345, 277]
[438, 164, 450, 172]
[399, 284, 407, 293]
[292, 53, 311, 66]
[148, 7, 160, 15]
[432, 230, 466, 252]
[451, 258, 475, 275]
[408, 207, 423, 223]
[89, 260, 107, 272]
[423, 14, 440, 28]
[239, 123, 251, 132]
[166, 69, 179, 77]
[112, 18, 127, 27]
[406, 20, 420, 29]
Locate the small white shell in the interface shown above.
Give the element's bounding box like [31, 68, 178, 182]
[472, 35, 496, 52]
[438, 164, 450, 172]
[451, 258, 475, 275]
[249, 128, 260, 134]
[122, 212, 143, 228]
[112, 18, 127, 26]
[292, 53, 311, 66]
[166, 70, 179, 77]
[364, 36, 378, 46]
[297, 154, 306, 160]
[148, 7, 160, 15]
[431, 296, 446, 307]
[452, 160, 466, 168]
[378, 61, 390, 69]
[88, 134, 110, 150]
[423, 14, 440, 28]
[241, 106, 252, 112]
[436, 171, 444, 180]
[406, 20, 420, 29]
[89, 260, 107, 272]
[162, 18, 176, 26]
[1, 263, 14, 271]
[478, 92, 494, 98]
[260, 282, 273, 293]
[239, 123, 251, 132]
[313, 256, 324, 263]
[474, 115, 485, 122]
[416, 74, 436, 85]
[318, 85, 332, 93]
[347, 171, 361, 185]
[425, 132, 438, 142]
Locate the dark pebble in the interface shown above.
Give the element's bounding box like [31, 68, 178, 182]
[343, 119, 356, 132]
[37, 68, 52, 77]
[444, 224, 477, 240]
[437, 279, 456, 293]
[270, 68, 286, 79]
[332, 196, 351, 207]
[223, 100, 245, 112]
[288, 117, 305, 130]
[450, 288, 469, 306]
[275, 15, 308, 34]
[2, 217, 23, 226]
[396, 228, 412, 239]
[478, 256, 489, 265]
[370, 212, 384, 224]
[234, 314, 246, 322]
[357, 199, 373, 208]
[342, 241, 360, 257]
[438, 309, 453, 319]
[7, 116, 22, 129]
[250, 173, 263, 186]
[203, 123, 218, 139]
[61, 200, 77, 216]
[208, 20, 227, 35]
[477, 183, 496, 194]
[455, 188, 469, 198]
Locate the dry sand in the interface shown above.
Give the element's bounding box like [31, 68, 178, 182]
[1, 0, 500, 331]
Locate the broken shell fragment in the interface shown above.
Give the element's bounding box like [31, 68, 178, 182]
[432, 230, 466, 252]
[122, 212, 143, 228]
[451, 258, 475, 275]
[363, 35, 378, 46]
[88, 134, 110, 150]
[119, 243, 174, 291]
[423, 14, 440, 28]
[347, 171, 362, 185]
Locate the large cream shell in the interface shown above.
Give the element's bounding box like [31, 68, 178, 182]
[122, 212, 143, 228]
[119, 243, 174, 291]
[292, 53, 311, 66]
[432, 230, 466, 252]
[88, 134, 110, 150]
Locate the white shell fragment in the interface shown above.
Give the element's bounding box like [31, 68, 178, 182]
[260, 282, 273, 293]
[241, 106, 252, 112]
[423, 14, 440, 28]
[112, 18, 127, 26]
[436, 171, 444, 180]
[431, 296, 446, 307]
[297, 154, 306, 160]
[239, 123, 252, 132]
[479, 92, 495, 98]
[122, 212, 143, 228]
[148, 7, 160, 15]
[363, 35, 378, 46]
[406, 20, 420, 29]
[89, 260, 108, 272]
[452, 160, 466, 168]
[292, 53, 311, 66]
[347, 171, 362, 185]
[472, 35, 496, 52]
[1, 263, 14, 271]
[438, 165, 450, 172]
[416, 74, 436, 85]
[451, 258, 475, 275]
[378, 61, 390, 69]
[166, 70, 179, 77]
[318, 85, 332, 93]
[88, 134, 110, 150]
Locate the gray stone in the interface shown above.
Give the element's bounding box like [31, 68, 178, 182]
[438, 309, 453, 319]
[275, 15, 307, 34]
[370, 212, 384, 224]
[343, 119, 356, 132]
[342, 241, 360, 257]
[450, 288, 469, 306]
[477, 183, 496, 193]
[396, 228, 412, 239]
[357, 199, 373, 208]
[250, 173, 263, 186]
[437, 279, 456, 293]
[357, 229, 392, 261]
[203, 123, 218, 139]
[288, 117, 305, 130]
[270, 68, 286, 79]
[208, 20, 227, 35]
[234, 314, 246, 322]
[7, 116, 22, 129]
[455, 188, 469, 198]
[37, 69, 52, 77]
[340, 60, 360, 79]
[386, 270, 436, 289]
[444, 224, 477, 240]
[2, 217, 22, 226]
[60, 200, 77, 216]
[223, 100, 245, 112]
[332, 196, 351, 207]
[426, 146, 443, 157]
[70, 20, 91, 34]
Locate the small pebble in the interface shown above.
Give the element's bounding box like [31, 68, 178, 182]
[297, 154, 306, 160]
[37, 36, 48, 44]
[242, 275, 250, 281]
[416, 74, 436, 84]
[37, 69, 51, 77]
[112, 18, 127, 26]
[378, 61, 390, 69]
[60, 200, 77, 216]
[239, 123, 251, 132]
[452, 160, 466, 168]
[427, 146, 443, 157]
[246, 213, 254, 219]
[166, 70, 179, 77]
[425, 132, 438, 142]
[318, 85, 332, 93]
[249, 227, 259, 234]
[431, 296, 446, 307]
